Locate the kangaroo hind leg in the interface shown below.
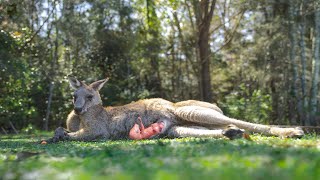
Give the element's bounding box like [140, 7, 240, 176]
[175, 100, 223, 114]
[168, 126, 224, 138]
[175, 106, 304, 138]
[167, 125, 244, 139]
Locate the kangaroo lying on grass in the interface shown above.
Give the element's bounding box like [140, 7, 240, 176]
[48, 77, 304, 142]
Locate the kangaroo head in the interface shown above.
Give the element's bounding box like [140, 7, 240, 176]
[68, 77, 109, 115]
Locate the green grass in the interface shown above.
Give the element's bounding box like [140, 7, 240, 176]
[0, 133, 319, 180]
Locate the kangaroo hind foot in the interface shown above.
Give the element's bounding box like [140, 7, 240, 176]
[269, 127, 304, 138]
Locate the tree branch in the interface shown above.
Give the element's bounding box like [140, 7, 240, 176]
[213, 10, 245, 54]
[200, 9, 245, 64]
[21, 4, 55, 50]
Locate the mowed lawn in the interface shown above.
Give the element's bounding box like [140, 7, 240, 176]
[0, 133, 319, 180]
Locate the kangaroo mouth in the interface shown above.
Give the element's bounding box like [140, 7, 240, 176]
[74, 109, 86, 115]
[74, 111, 81, 115]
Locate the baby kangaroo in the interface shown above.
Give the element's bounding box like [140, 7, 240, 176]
[48, 77, 304, 142]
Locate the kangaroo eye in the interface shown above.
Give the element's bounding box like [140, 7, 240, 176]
[87, 95, 93, 101]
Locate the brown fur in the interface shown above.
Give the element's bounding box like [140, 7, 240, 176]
[62, 77, 304, 141]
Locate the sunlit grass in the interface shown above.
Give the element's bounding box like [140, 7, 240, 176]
[0, 133, 319, 180]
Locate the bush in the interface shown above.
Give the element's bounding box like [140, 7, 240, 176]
[220, 84, 272, 124]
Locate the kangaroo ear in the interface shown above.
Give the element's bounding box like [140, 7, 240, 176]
[89, 78, 109, 91]
[68, 77, 84, 90]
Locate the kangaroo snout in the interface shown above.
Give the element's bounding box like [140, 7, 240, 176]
[74, 107, 83, 114]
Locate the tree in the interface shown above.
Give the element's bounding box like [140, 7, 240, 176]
[288, 1, 300, 125]
[298, 0, 308, 125]
[193, 0, 216, 102]
[309, 2, 320, 126]
[2, 0, 320, 131]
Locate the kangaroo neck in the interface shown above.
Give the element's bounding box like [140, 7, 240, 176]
[80, 104, 104, 120]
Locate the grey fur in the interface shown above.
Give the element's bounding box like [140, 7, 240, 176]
[62, 77, 304, 141]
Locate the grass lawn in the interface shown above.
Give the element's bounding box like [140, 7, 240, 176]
[0, 133, 319, 180]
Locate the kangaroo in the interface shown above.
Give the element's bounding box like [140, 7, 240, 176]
[48, 77, 304, 142]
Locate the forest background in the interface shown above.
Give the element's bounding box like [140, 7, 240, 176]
[1, 0, 320, 132]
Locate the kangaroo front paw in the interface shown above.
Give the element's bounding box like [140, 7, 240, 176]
[55, 127, 70, 140]
[222, 124, 244, 140]
[50, 127, 70, 142]
[40, 127, 69, 144]
[270, 127, 304, 138]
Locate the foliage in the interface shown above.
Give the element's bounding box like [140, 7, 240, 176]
[1, 0, 320, 131]
[220, 85, 272, 124]
[0, 134, 319, 179]
[0, 30, 37, 129]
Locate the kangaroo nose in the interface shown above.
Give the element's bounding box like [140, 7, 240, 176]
[74, 107, 82, 114]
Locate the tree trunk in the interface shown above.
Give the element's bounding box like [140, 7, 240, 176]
[44, 2, 59, 130]
[309, 7, 320, 126]
[198, 27, 212, 102]
[270, 71, 280, 124]
[288, 2, 300, 125]
[9, 121, 18, 134]
[185, 0, 200, 99]
[173, 11, 192, 99]
[193, 0, 216, 102]
[44, 82, 54, 131]
[298, 0, 308, 125]
[146, 0, 163, 97]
